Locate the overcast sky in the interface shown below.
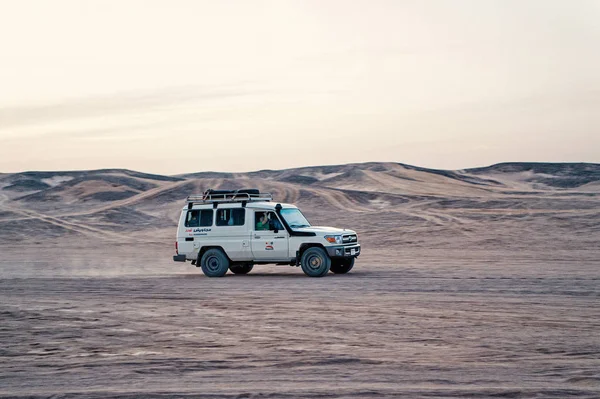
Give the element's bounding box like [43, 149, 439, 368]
[0, 0, 599, 174]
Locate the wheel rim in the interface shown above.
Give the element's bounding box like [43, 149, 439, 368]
[307, 254, 322, 270]
[206, 256, 220, 272]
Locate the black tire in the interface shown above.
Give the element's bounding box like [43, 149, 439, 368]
[200, 249, 229, 277]
[300, 247, 331, 277]
[229, 263, 254, 275]
[330, 258, 355, 274]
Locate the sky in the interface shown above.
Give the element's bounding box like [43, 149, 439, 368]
[0, 0, 599, 175]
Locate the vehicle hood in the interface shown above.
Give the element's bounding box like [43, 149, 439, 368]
[293, 226, 356, 235]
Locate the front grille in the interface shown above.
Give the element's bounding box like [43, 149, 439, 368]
[342, 234, 357, 244]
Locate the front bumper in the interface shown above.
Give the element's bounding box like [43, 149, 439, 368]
[326, 244, 361, 258]
[173, 254, 186, 262]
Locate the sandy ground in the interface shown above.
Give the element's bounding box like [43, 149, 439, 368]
[1, 242, 599, 399]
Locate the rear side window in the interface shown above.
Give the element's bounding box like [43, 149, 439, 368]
[216, 208, 245, 226]
[185, 210, 213, 227]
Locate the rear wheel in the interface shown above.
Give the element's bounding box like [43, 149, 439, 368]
[330, 258, 355, 274]
[301, 247, 331, 277]
[229, 263, 253, 275]
[200, 249, 229, 277]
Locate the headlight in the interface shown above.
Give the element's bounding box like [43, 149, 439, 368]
[324, 235, 342, 244]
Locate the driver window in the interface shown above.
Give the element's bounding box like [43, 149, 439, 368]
[255, 211, 283, 231]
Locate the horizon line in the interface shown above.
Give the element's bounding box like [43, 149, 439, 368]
[3, 160, 599, 177]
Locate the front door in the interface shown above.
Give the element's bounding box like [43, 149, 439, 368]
[251, 211, 289, 261]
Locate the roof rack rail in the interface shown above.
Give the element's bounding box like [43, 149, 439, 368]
[186, 188, 273, 208]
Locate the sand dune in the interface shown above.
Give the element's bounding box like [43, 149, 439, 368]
[1, 161, 597, 244]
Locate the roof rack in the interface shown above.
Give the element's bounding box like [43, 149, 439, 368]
[186, 189, 273, 209]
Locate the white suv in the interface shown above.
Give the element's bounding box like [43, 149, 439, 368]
[173, 189, 360, 277]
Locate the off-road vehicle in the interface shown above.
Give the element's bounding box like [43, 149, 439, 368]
[173, 189, 360, 277]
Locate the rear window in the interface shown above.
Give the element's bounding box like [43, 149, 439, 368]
[185, 209, 213, 227]
[216, 208, 245, 226]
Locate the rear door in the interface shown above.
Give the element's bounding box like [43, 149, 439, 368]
[178, 208, 213, 257]
[251, 211, 289, 261]
[212, 207, 251, 260]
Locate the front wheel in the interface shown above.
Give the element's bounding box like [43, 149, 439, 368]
[330, 258, 355, 274]
[200, 249, 229, 277]
[301, 247, 331, 277]
[229, 263, 253, 275]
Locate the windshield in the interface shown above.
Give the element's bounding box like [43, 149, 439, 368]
[280, 208, 311, 228]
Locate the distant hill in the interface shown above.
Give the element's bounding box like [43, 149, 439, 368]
[465, 162, 600, 188]
[1, 162, 598, 245]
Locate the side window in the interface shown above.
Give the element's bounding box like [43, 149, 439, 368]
[185, 210, 199, 227]
[199, 210, 213, 227]
[185, 210, 213, 227]
[255, 211, 283, 231]
[216, 208, 245, 226]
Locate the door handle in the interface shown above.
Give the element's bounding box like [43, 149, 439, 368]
[254, 235, 261, 239]
[274, 236, 285, 239]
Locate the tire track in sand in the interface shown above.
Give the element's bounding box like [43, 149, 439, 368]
[0, 205, 130, 241]
[58, 180, 191, 217]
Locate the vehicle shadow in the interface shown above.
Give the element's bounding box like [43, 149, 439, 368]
[174, 270, 370, 279]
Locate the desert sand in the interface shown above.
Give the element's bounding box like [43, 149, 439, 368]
[1, 162, 599, 398]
